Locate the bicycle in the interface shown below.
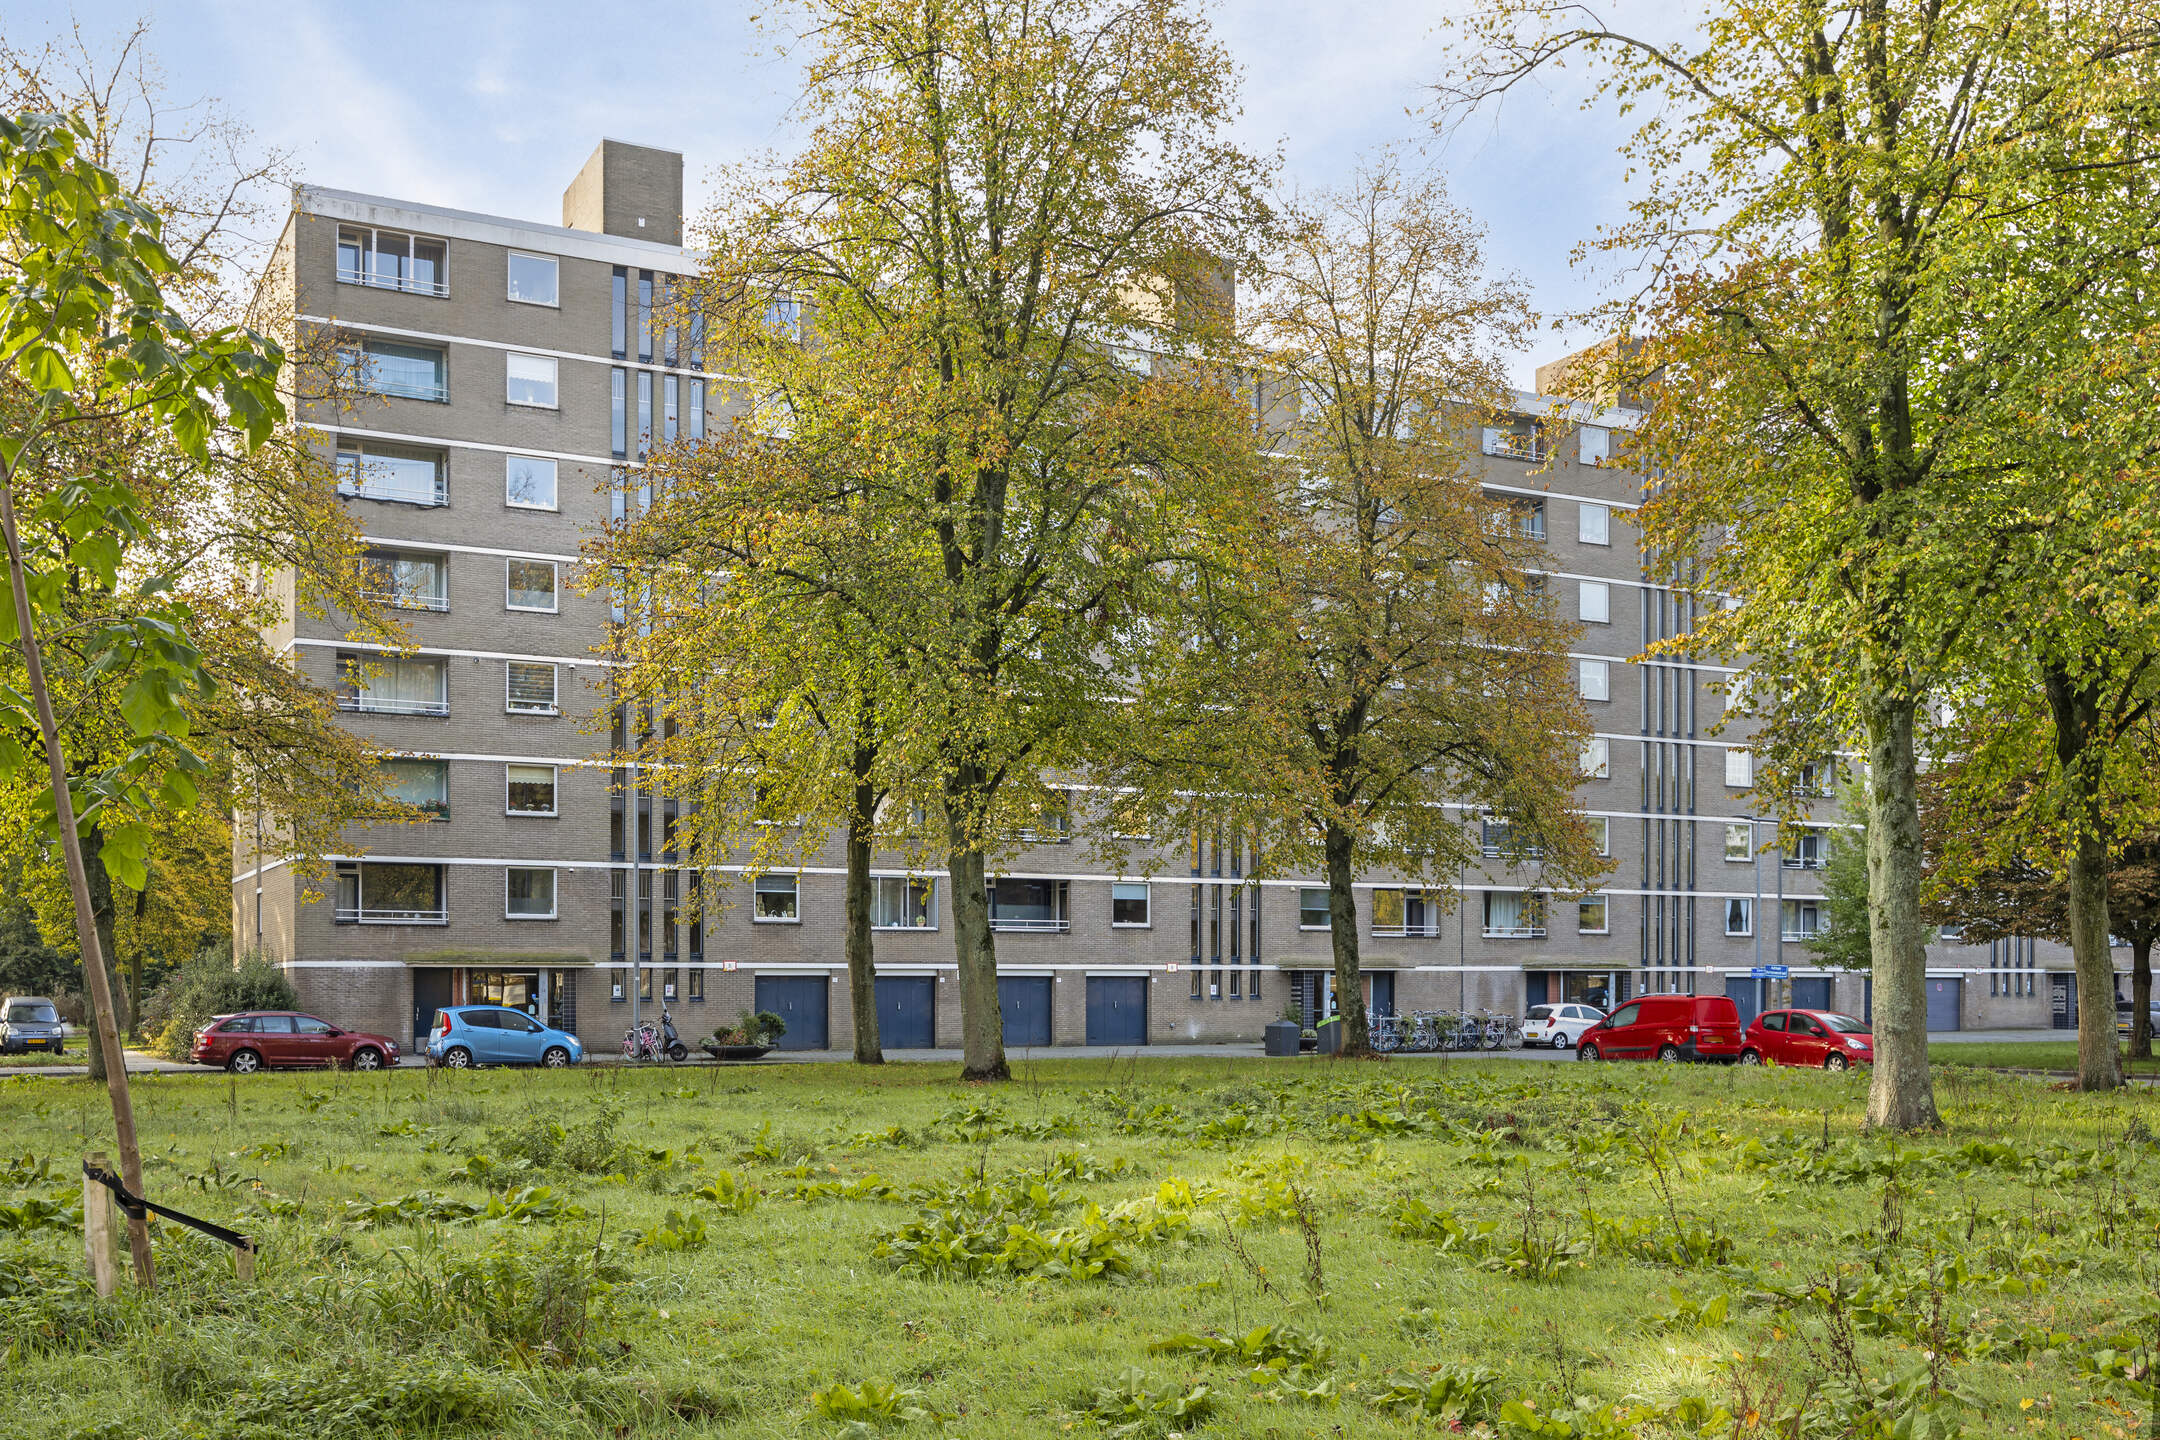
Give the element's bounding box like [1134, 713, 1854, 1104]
[1368, 1011, 1406, 1054]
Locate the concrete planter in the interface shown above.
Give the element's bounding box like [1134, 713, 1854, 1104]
[1263, 1019, 1302, 1057]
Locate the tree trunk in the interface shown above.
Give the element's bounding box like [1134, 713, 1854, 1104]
[945, 841, 1008, 1080]
[844, 769, 884, 1065]
[1861, 693, 1942, 1131]
[2044, 667, 2123, 1092]
[82, 831, 131, 1081]
[1323, 821, 1371, 1057]
[2131, 935, 2153, 1061]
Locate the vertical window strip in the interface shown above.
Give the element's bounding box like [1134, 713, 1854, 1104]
[611, 268, 627, 358]
[638, 273, 654, 362]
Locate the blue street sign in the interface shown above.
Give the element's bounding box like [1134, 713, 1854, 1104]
[1751, 964, 1790, 979]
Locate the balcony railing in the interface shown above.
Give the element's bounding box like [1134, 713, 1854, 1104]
[337, 264, 450, 298]
[1782, 928, 1824, 943]
[336, 905, 449, 925]
[361, 589, 449, 613]
[988, 916, 1070, 933]
[1482, 925, 1546, 939]
[1371, 923, 1441, 938]
[1483, 432, 1544, 462]
[1782, 856, 1826, 870]
[338, 693, 450, 717]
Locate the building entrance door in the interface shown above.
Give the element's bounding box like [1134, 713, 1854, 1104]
[412, 968, 453, 1050]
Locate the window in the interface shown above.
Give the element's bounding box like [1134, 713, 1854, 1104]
[1725, 898, 1753, 936]
[1724, 823, 1753, 862]
[1724, 748, 1754, 788]
[1579, 659, 1611, 701]
[505, 661, 558, 715]
[1579, 425, 1611, 466]
[637, 371, 653, 456]
[381, 758, 448, 820]
[1783, 829, 1826, 869]
[1111, 882, 1150, 927]
[688, 967, 705, 1001]
[359, 549, 448, 611]
[1482, 425, 1541, 461]
[610, 369, 627, 457]
[506, 455, 558, 510]
[1781, 900, 1825, 940]
[507, 252, 559, 306]
[506, 559, 558, 613]
[986, 878, 1069, 932]
[1796, 762, 1835, 796]
[1298, 888, 1331, 929]
[506, 867, 557, 919]
[1371, 888, 1439, 937]
[664, 374, 679, 442]
[1577, 894, 1608, 933]
[1014, 789, 1072, 842]
[348, 340, 447, 402]
[1482, 890, 1546, 938]
[336, 438, 447, 506]
[336, 227, 447, 295]
[872, 876, 936, 929]
[689, 379, 705, 439]
[754, 873, 799, 922]
[506, 352, 558, 408]
[505, 763, 557, 816]
[334, 861, 446, 923]
[1588, 816, 1610, 856]
[639, 274, 654, 361]
[1578, 580, 1610, 624]
[1516, 499, 1547, 539]
[336, 653, 447, 716]
[1580, 737, 1610, 779]
[1578, 501, 1611, 546]
[611, 268, 627, 357]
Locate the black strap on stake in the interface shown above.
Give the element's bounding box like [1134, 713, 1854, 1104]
[82, 1162, 255, 1254]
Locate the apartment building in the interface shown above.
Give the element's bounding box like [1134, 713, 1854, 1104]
[237, 139, 2098, 1057]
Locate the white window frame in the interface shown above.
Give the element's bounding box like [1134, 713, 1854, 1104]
[871, 875, 937, 930]
[1577, 501, 1611, 546]
[1111, 881, 1151, 928]
[505, 454, 559, 511]
[1724, 747, 1755, 789]
[505, 661, 559, 716]
[1724, 822, 1753, 862]
[1298, 887, 1332, 930]
[505, 866, 558, 920]
[1579, 425, 1611, 466]
[1725, 897, 1753, 937]
[1578, 659, 1611, 702]
[1576, 894, 1609, 935]
[506, 251, 560, 307]
[753, 872, 800, 924]
[505, 558, 560, 614]
[1579, 737, 1610, 779]
[1578, 580, 1611, 625]
[504, 762, 559, 817]
[1588, 816, 1611, 856]
[505, 352, 559, 410]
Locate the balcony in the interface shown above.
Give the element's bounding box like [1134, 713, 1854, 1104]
[988, 916, 1070, 934]
[1482, 924, 1547, 939]
[360, 588, 449, 613]
[337, 694, 450, 717]
[335, 905, 448, 925]
[1482, 429, 1544, 462]
[1371, 923, 1440, 939]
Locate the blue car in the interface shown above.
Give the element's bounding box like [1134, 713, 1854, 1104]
[425, 1006, 583, 1069]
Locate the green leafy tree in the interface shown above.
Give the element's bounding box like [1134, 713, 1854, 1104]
[1438, 0, 2160, 1125]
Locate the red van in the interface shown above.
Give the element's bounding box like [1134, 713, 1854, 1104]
[1575, 994, 1745, 1063]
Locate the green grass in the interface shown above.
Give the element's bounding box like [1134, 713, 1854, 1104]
[0, 1049, 78, 1067]
[1930, 1040, 2160, 1075]
[3, 1057, 2157, 1439]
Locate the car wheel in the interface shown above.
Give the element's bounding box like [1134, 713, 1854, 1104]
[443, 1046, 473, 1070]
[1738, 1049, 1762, 1066]
[1657, 1044, 1683, 1063]
[349, 1047, 383, 1072]
[1824, 1053, 1850, 1072]
[1576, 1042, 1600, 1062]
[225, 1049, 263, 1074]
[541, 1046, 570, 1068]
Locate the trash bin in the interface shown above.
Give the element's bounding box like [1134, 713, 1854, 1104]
[1264, 1019, 1301, 1057]
[1316, 1016, 1345, 1055]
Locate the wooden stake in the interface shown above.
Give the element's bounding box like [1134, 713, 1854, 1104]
[234, 1238, 255, 1283]
[83, 1152, 117, 1298]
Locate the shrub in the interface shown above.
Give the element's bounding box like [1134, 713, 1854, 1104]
[141, 945, 297, 1059]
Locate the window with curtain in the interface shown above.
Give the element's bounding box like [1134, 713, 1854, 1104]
[505, 662, 558, 714]
[871, 877, 936, 928]
[359, 550, 448, 611]
[505, 764, 557, 815]
[337, 654, 447, 715]
[336, 439, 446, 505]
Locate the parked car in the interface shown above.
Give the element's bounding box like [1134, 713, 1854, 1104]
[1739, 1008, 1873, 1070]
[425, 1006, 583, 1069]
[1575, 994, 1745, 1063]
[190, 1012, 401, 1072]
[0, 996, 66, 1054]
[2119, 1000, 2160, 1039]
[1522, 1002, 1606, 1049]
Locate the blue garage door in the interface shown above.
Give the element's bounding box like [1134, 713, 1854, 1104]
[754, 976, 829, 1050]
[875, 977, 936, 1049]
[1085, 976, 1148, 1046]
[1725, 977, 1762, 1028]
[1926, 977, 1962, 1032]
[1790, 976, 1833, 1013]
[999, 976, 1053, 1048]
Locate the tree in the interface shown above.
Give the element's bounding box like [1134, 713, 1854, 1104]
[625, 0, 1270, 1081]
[1, 109, 287, 1288]
[1438, 0, 2160, 1127]
[1117, 156, 1600, 1056]
[1808, 779, 1873, 974]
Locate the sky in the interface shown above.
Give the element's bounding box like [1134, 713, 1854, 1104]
[11, 0, 1696, 389]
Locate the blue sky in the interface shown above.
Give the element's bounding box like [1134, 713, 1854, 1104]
[15, 0, 1694, 388]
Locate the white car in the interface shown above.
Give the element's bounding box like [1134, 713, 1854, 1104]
[1523, 1003, 1606, 1049]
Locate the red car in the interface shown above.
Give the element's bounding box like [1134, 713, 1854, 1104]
[1739, 1008, 1873, 1070]
[1575, 994, 1745, 1063]
[189, 1012, 401, 1073]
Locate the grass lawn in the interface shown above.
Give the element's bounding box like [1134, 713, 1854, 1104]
[0, 1049, 80, 1067]
[1931, 1041, 2160, 1076]
[3, 1058, 2158, 1439]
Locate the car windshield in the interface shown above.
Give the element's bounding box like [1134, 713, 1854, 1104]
[1526, 1006, 1555, 1020]
[1820, 1013, 1870, 1034]
[6, 1002, 57, 1024]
